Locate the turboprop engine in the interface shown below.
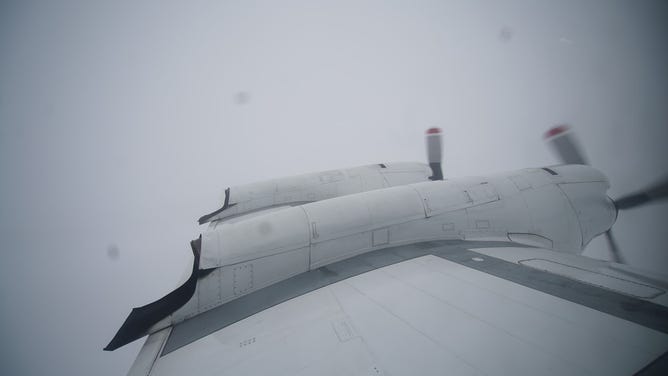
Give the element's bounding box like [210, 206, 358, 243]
[197, 129, 446, 225]
[109, 126, 657, 352]
[175, 164, 616, 325]
[198, 162, 432, 224]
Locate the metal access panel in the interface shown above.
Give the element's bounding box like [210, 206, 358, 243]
[233, 264, 254, 296]
[310, 232, 373, 269]
[198, 268, 222, 312]
[465, 183, 499, 204]
[510, 175, 531, 191]
[318, 170, 345, 184]
[372, 228, 390, 246]
[412, 181, 472, 217]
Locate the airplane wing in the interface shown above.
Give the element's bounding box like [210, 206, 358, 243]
[110, 128, 668, 375]
[125, 241, 668, 376]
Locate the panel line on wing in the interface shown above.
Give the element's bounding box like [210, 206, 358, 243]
[431, 246, 668, 335]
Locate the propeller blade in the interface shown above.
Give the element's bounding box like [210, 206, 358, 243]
[615, 176, 668, 210]
[544, 124, 589, 165]
[604, 230, 626, 264]
[426, 127, 443, 180]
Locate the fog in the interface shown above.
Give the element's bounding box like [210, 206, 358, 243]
[1, 1, 667, 375]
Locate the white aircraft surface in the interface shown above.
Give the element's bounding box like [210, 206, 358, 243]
[106, 127, 668, 375]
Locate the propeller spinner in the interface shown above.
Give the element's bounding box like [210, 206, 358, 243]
[544, 124, 668, 264]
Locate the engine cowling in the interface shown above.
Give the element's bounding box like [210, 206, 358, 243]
[107, 164, 617, 349]
[198, 162, 432, 224]
[167, 165, 616, 327]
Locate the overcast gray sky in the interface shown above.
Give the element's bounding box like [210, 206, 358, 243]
[1, 1, 667, 375]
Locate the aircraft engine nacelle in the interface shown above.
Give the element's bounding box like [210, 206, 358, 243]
[157, 164, 616, 328]
[198, 162, 432, 224]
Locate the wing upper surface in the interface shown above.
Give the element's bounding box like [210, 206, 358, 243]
[128, 242, 668, 376]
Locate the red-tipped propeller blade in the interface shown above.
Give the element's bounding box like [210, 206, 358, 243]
[544, 124, 589, 165]
[426, 128, 443, 180]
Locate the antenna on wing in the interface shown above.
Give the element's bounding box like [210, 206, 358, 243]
[544, 124, 668, 264]
[426, 128, 443, 180]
